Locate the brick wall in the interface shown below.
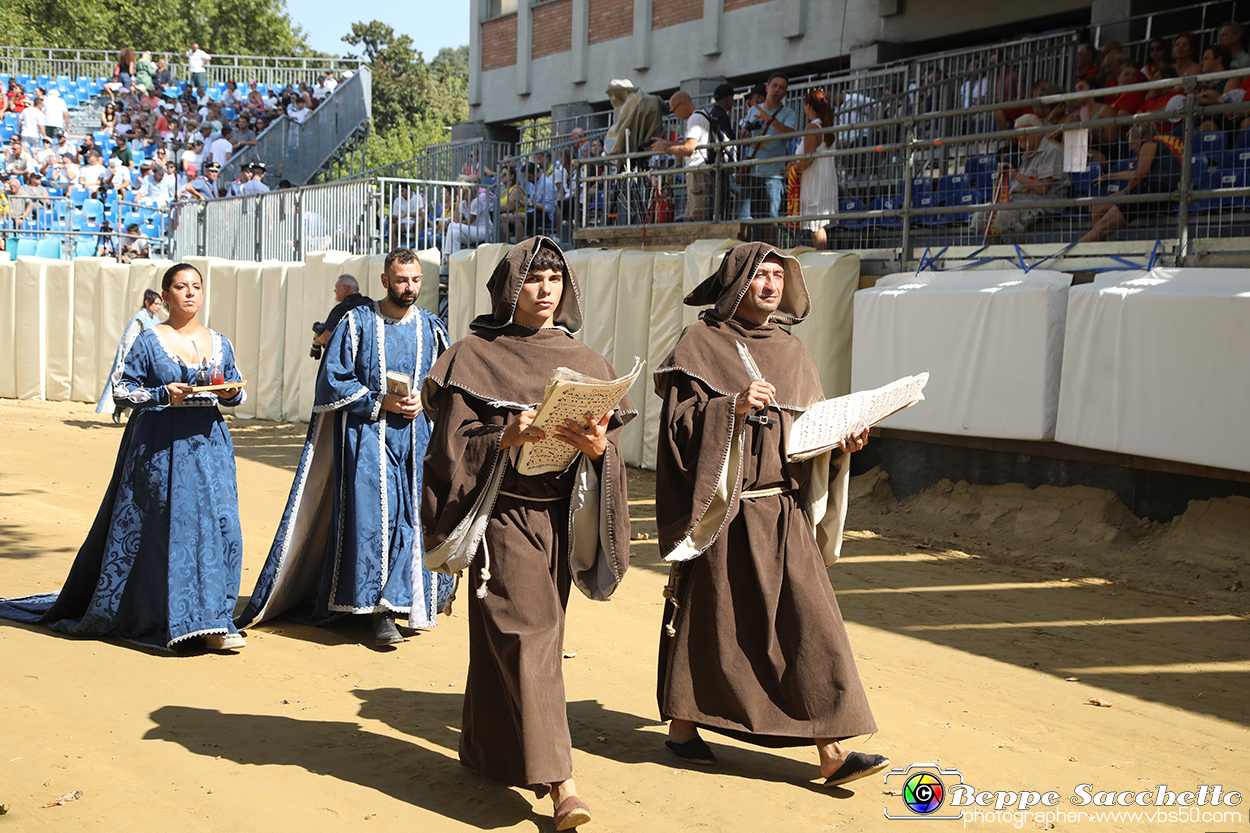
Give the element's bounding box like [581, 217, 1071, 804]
[588, 0, 631, 45]
[724, 0, 771, 10]
[652, 0, 702, 29]
[532, 0, 573, 59]
[482, 14, 518, 71]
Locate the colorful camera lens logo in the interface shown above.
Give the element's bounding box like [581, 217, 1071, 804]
[903, 771, 945, 814]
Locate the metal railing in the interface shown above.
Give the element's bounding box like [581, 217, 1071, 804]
[0, 45, 361, 90]
[218, 66, 372, 188]
[567, 68, 1250, 267]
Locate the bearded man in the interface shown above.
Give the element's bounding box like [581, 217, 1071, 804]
[238, 248, 453, 646]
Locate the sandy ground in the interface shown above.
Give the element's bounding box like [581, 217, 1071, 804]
[1, 399, 1247, 833]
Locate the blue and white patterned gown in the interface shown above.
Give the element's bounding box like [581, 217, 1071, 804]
[0, 327, 247, 650]
[95, 308, 160, 415]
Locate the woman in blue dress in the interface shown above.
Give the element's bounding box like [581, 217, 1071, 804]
[96, 288, 162, 424]
[0, 263, 249, 652]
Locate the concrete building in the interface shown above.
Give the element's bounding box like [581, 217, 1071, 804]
[466, 0, 1146, 131]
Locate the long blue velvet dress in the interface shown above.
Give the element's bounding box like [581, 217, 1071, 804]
[0, 327, 247, 650]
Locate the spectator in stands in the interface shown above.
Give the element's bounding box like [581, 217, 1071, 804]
[445, 184, 490, 255]
[138, 163, 175, 207]
[185, 161, 220, 200]
[110, 137, 133, 169]
[118, 47, 137, 92]
[5, 136, 33, 178]
[523, 161, 558, 233]
[100, 101, 118, 136]
[232, 117, 257, 152]
[41, 89, 69, 143]
[389, 181, 425, 247]
[79, 151, 108, 196]
[1109, 62, 1148, 121]
[649, 90, 715, 222]
[14, 170, 50, 225]
[790, 89, 838, 250]
[0, 87, 7, 119]
[46, 151, 79, 188]
[187, 43, 211, 95]
[1218, 21, 1250, 71]
[19, 97, 45, 150]
[1144, 39, 1172, 80]
[77, 134, 99, 166]
[1101, 50, 1127, 88]
[287, 95, 312, 124]
[54, 133, 77, 164]
[1075, 43, 1101, 86]
[1196, 46, 1242, 133]
[1172, 33, 1200, 78]
[1140, 66, 1183, 119]
[153, 58, 172, 94]
[100, 156, 126, 193]
[1099, 40, 1122, 63]
[34, 137, 57, 175]
[973, 114, 1067, 244]
[135, 52, 156, 92]
[224, 79, 243, 105]
[209, 126, 233, 165]
[961, 55, 989, 109]
[322, 71, 338, 94]
[1079, 121, 1183, 243]
[739, 72, 797, 244]
[1060, 79, 1118, 162]
[496, 165, 527, 243]
[120, 222, 149, 262]
[313, 75, 333, 102]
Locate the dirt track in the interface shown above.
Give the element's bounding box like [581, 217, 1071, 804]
[1, 399, 1246, 832]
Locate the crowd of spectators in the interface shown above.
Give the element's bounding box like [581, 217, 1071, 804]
[1, 42, 351, 235]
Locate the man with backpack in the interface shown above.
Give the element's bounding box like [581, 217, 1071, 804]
[650, 90, 730, 222]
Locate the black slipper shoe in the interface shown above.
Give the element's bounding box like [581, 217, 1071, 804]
[824, 752, 890, 786]
[665, 737, 716, 765]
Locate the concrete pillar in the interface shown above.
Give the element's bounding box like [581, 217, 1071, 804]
[451, 121, 519, 146]
[516, 0, 532, 96]
[571, 0, 588, 84]
[634, 0, 652, 70]
[850, 41, 908, 69]
[551, 101, 597, 127]
[1090, 0, 1132, 49]
[702, 0, 723, 56]
[782, 0, 806, 39]
[469, 0, 483, 106]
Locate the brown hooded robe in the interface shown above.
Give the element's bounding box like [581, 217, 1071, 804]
[654, 242, 876, 746]
[422, 237, 634, 794]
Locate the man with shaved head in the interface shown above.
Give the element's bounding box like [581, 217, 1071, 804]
[650, 90, 715, 221]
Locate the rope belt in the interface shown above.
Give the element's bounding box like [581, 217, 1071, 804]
[740, 486, 795, 499]
[497, 489, 568, 503]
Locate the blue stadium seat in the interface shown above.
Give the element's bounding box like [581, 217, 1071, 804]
[75, 239, 96, 257]
[965, 155, 997, 194]
[16, 239, 37, 258]
[3, 112, 17, 131]
[833, 198, 862, 227]
[4, 237, 17, 260]
[1062, 162, 1102, 218]
[911, 176, 934, 196]
[1195, 131, 1227, 156]
[68, 186, 90, 207]
[34, 238, 60, 259]
[914, 192, 947, 226]
[876, 196, 904, 229]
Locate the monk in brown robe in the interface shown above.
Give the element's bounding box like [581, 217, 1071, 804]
[421, 237, 633, 830]
[654, 241, 888, 787]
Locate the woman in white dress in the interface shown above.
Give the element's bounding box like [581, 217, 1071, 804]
[790, 89, 839, 250]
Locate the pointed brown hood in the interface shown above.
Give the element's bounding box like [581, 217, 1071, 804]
[683, 242, 810, 325]
[470, 236, 584, 335]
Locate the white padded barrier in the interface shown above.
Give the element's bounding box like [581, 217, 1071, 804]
[852, 269, 1071, 440]
[1056, 268, 1250, 472]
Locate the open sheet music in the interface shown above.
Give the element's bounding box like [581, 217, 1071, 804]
[787, 372, 929, 462]
[516, 356, 646, 476]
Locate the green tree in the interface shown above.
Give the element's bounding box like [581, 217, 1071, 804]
[342, 21, 427, 135]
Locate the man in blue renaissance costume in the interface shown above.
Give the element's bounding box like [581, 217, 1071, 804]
[237, 248, 454, 646]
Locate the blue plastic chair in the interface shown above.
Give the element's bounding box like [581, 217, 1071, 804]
[75, 239, 96, 257]
[4, 237, 17, 260]
[35, 238, 62, 259]
[1195, 131, 1228, 156]
[16, 238, 38, 257]
[82, 198, 104, 222]
[68, 186, 90, 208]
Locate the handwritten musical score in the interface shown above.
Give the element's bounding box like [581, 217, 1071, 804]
[516, 357, 646, 476]
[787, 372, 929, 462]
